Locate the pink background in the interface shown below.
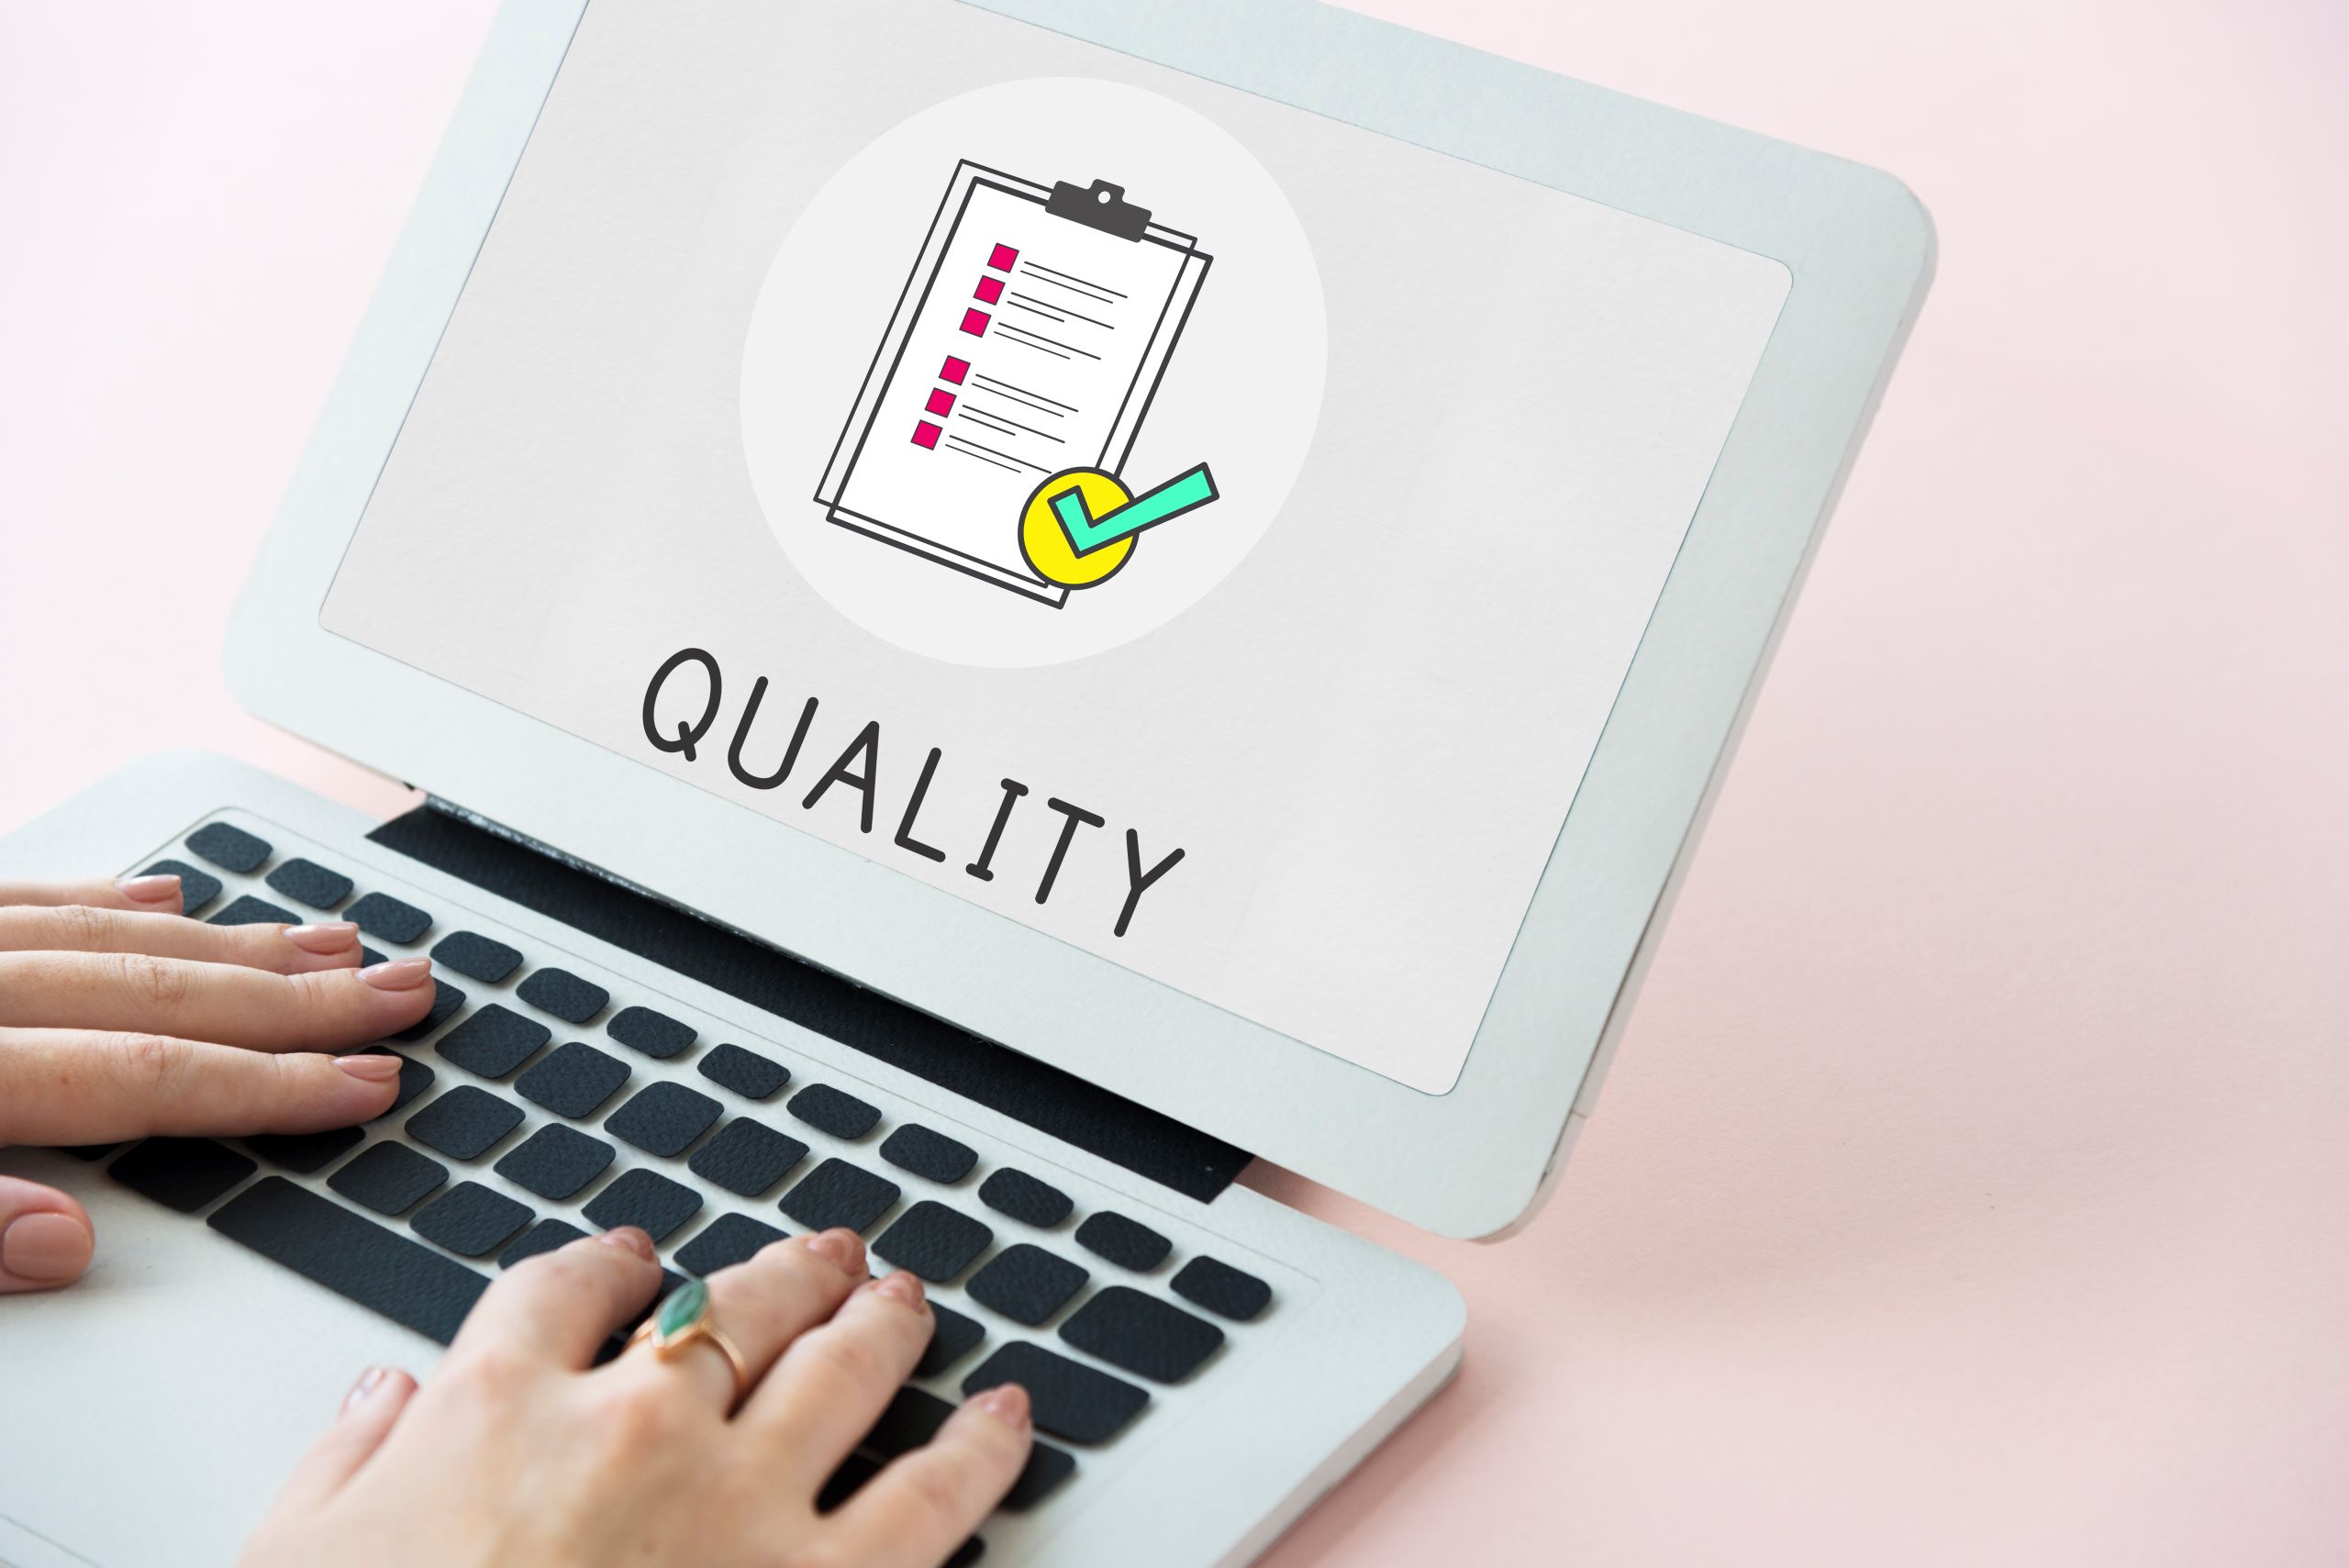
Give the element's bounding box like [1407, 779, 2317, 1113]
[4, 3, 2344, 1562]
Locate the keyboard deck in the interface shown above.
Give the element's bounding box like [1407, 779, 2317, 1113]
[88, 812, 1290, 1564]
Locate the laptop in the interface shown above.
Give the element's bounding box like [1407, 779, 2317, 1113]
[0, 2, 1932, 1563]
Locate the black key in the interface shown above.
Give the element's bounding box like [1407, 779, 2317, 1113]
[674, 1212, 788, 1276]
[362, 945, 386, 966]
[210, 893, 298, 928]
[964, 1244, 1087, 1326]
[779, 1158, 898, 1233]
[392, 978, 467, 1043]
[109, 1138, 254, 1212]
[582, 1168, 702, 1241]
[494, 1124, 615, 1201]
[946, 1540, 985, 1568]
[1074, 1212, 1171, 1272]
[518, 967, 607, 1024]
[211, 1176, 488, 1346]
[880, 1124, 976, 1184]
[436, 1004, 551, 1080]
[788, 1083, 881, 1140]
[979, 1168, 1072, 1229]
[817, 1451, 881, 1513]
[916, 1303, 985, 1377]
[874, 1201, 992, 1283]
[697, 1043, 789, 1100]
[605, 1082, 722, 1158]
[430, 930, 523, 984]
[360, 1049, 436, 1116]
[186, 821, 270, 873]
[60, 1143, 120, 1161]
[1001, 1440, 1078, 1511]
[607, 1006, 695, 1060]
[347, 892, 431, 944]
[500, 1218, 588, 1268]
[264, 856, 352, 909]
[405, 1085, 524, 1161]
[246, 1126, 364, 1176]
[140, 858, 220, 916]
[1059, 1285, 1225, 1383]
[688, 1118, 807, 1197]
[328, 1140, 448, 1216]
[623, 1268, 692, 1339]
[514, 1040, 631, 1119]
[1171, 1256, 1272, 1321]
[411, 1181, 534, 1258]
[963, 1343, 1148, 1445]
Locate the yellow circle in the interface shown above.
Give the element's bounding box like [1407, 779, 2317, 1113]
[1020, 469, 1135, 588]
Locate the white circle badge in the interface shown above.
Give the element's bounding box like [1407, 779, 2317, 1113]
[741, 79, 1326, 668]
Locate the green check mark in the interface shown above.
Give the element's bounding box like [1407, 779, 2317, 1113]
[1050, 463, 1219, 556]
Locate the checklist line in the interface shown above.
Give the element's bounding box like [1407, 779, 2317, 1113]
[944, 435, 1047, 472]
[1023, 261, 1125, 300]
[962, 403, 1066, 442]
[941, 440, 1023, 474]
[1009, 290, 1114, 330]
[997, 324, 1098, 361]
[972, 374, 1074, 413]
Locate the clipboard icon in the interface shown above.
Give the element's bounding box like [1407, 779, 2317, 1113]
[814, 161, 1213, 606]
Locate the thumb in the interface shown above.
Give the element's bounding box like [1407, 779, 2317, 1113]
[267, 1365, 418, 1514]
[0, 1175, 95, 1293]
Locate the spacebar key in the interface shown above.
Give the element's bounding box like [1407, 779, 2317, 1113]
[210, 1175, 490, 1346]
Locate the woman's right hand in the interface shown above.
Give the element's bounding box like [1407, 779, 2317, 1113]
[0, 873, 436, 1290]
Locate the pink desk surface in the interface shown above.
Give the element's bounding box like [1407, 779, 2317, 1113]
[4, 4, 2343, 1562]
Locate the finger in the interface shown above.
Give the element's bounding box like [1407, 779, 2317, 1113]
[0, 1175, 95, 1294]
[267, 1365, 419, 1512]
[449, 1229, 662, 1370]
[744, 1271, 936, 1487]
[604, 1229, 867, 1413]
[820, 1385, 1033, 1568]
[0, 1029, 402, 1145]
[0, 905, 363, 974]
[0, 875, 184, 916]
[0, 951, 434, 1048]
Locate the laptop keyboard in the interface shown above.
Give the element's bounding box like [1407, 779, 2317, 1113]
[80, 813, 1286, 1564]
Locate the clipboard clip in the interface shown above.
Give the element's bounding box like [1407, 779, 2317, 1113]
[1046, 179, 1152, 241]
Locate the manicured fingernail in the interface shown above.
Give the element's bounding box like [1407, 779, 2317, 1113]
[973, 1384, 1030, 1431]
[875, 1270, 927, 1311]
[117, 873, 180, 904]
[341, 1366, 389, 1412]
[803, 1229, 864, 1273]
[359, 957, 432, 991]
[597, 1226, 656, 1262]
[334, 1052, 403, 1083]
[1, 1212, 94, 1283]
[285, 922, 361, 953]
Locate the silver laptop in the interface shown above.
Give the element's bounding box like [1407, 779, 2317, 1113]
[0, 2, 1931, 1563]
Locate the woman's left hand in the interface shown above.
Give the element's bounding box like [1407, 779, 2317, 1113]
[0, 873, 437, 1291]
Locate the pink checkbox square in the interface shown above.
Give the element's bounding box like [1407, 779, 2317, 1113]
[940, 356, 969, 384]
[960, 308, 990, 337]
[926, 388, 955, 417]
[987, 243, 1019, 272]
[974, 275, 1004, 306]
[911, 421, 941, 449]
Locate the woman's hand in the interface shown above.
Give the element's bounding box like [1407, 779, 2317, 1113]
[241, 1226, 1032, 1568]
[0, 873, 436, 1290]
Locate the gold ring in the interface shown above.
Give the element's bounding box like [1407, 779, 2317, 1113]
[626, 1278, 749, 1407]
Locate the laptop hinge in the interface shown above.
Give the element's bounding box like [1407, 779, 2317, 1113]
[368, 799, 1252, 1203]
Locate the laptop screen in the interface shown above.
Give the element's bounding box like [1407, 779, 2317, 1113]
[320, 0, 1788, 1095]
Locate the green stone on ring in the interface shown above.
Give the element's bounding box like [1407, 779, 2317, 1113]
[653, 1277, 709, 1341]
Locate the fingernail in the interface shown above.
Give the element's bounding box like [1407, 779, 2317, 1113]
[359, 957, 432, 991]
[802, 1228, 865, 1273]
[875, 1270, 927, 1311]
[341, 1366, 389, 1413]
[2, 1213, 94, 1283]
[973, 1383, 1030, 1432]
[597, 1226, 656, 1262]
[334, 1052, 403, 1083]
[285, 922, 361, 953]
[117, 873, 180, 905]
